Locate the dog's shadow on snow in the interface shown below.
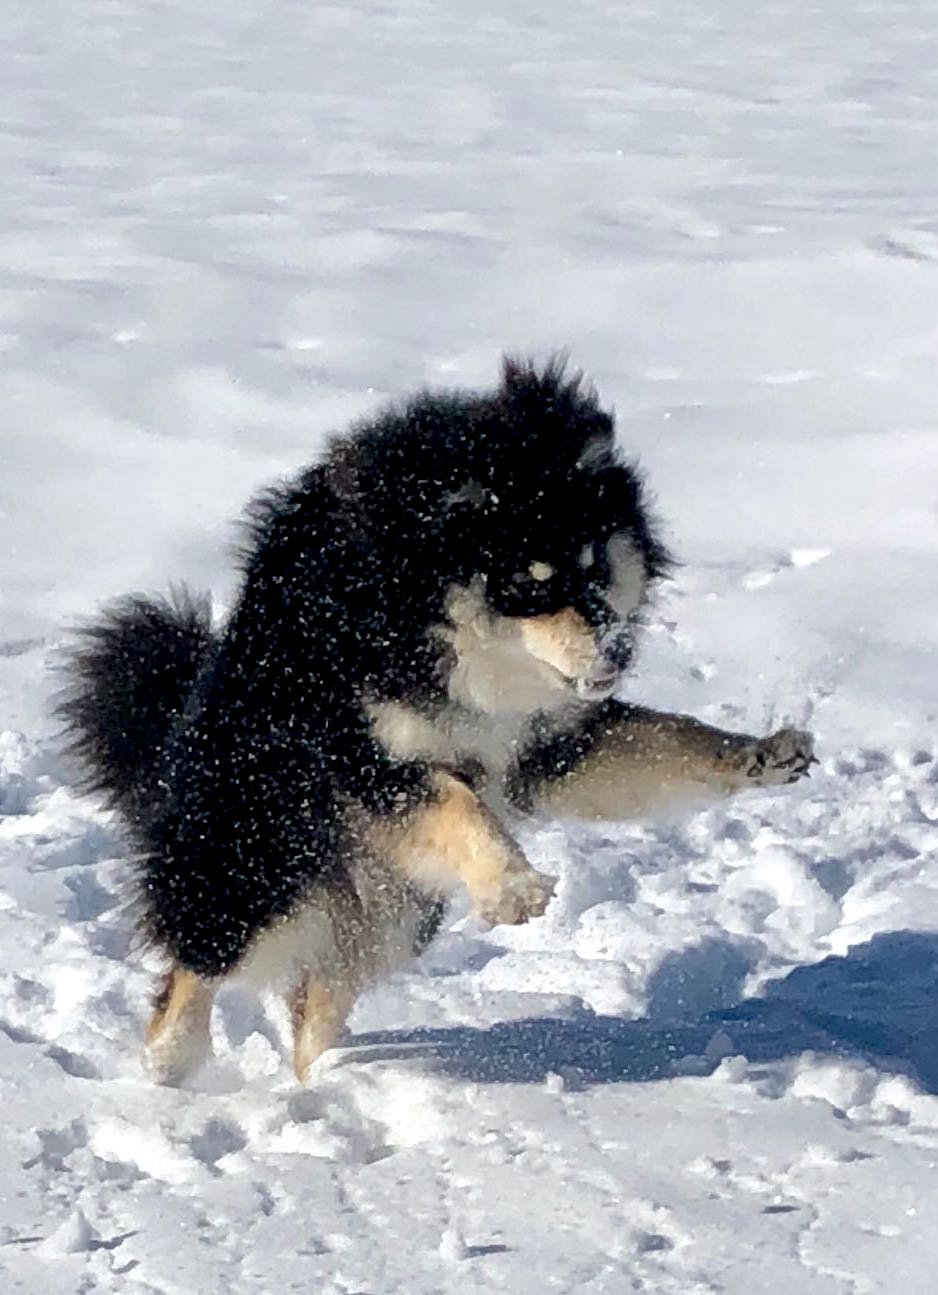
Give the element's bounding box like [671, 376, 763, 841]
[347, 932, 938, 1093]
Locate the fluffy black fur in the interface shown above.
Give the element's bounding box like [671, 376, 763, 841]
[59, 358, 669, 979]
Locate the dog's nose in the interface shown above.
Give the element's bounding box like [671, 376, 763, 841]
[599, 627, 634, 672]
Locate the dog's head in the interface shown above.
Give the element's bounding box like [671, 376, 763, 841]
[437, 359, 672, 716]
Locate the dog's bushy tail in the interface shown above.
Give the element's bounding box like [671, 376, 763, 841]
[57, 587, 215, 823]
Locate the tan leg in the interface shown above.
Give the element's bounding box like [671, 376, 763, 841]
[145, 965, 215, 1085]
[373, 771, 556, 926]
[528, 707, 816, 821]
[289, 978, 359, 1082]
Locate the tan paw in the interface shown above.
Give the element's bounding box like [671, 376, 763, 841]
[745, 727, 817, 786]
[478, 868, 557, 927]
[144, 1031, 212, 1087]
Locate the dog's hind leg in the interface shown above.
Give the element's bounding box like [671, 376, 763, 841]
[289, 977, 359, 1083]
[517, 704, 816, 822]
[145, 965, 215, 1085]
[376, 771, 556, 927]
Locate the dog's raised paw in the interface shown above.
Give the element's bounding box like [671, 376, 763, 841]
[745, 727, 817, 786]
[479, 868, 557, 927]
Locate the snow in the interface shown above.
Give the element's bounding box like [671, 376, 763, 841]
[2, 0, 938, 1290]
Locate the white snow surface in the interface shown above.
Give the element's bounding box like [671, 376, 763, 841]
[3, 2, 938, 1291]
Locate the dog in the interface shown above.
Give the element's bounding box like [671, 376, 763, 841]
[58, 357, 815, 1085]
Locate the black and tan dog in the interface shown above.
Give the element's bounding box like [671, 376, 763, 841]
[59, 358, 815, 1084]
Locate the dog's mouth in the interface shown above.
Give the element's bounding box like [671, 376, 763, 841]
[572, 668, 618, 700]
[537, 658, 619, 700]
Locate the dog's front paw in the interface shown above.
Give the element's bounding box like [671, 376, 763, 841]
[478, 868, 557, 927]
[745, 727, 817, 786]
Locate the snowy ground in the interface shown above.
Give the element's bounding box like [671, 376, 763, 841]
[3, 1, 938, 1290]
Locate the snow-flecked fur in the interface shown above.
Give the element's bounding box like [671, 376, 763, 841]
[59, 358, 668, 979]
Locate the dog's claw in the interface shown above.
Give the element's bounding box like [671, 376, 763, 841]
[744, 727, 817, 787]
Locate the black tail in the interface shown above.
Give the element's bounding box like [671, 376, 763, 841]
[56, 587, 215, 823]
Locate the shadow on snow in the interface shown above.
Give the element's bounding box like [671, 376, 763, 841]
[346, 931, 938, 1093]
